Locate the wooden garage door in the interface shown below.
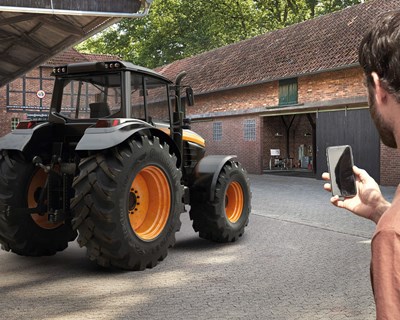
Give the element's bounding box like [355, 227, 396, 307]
[316, 108, 380, 183]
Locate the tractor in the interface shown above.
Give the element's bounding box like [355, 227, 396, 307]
[0, 61, 251, 270]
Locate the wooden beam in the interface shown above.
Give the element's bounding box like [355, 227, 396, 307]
[0, 52, 51, 87]
[82, 16, 115, 33]
[0, 13, 44, 26]
[0, 34, 17, 42]
[0, 52, 25, 67]
[40, 16, 85, 36]
[18, 33, 52, 54]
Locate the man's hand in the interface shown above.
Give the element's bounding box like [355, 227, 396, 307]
[322, 166, 390, 224]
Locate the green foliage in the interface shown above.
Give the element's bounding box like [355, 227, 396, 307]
[76, 0, 365, 68]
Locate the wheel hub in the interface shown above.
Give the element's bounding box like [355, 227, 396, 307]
[128, 166, 171, 241]
[225, 181, 244, 223]
[129, 190, 138, 213]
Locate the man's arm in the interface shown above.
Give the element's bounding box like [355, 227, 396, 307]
[371, 228, 400, 319]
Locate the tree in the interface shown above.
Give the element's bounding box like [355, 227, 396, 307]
[76, 0, 365, 68]
[254, 0, 308, 27]
[303, 0, 365, 18]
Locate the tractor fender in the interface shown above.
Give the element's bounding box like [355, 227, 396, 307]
[0, 122, 52, 153]
[192, 155, 237, 202]
[75, 120, 181, 166]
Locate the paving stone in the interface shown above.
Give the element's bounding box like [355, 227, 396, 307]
[0, 174, 396, 319]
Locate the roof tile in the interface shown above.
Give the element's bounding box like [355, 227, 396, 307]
[45, 48, 119, 66]
[156, 0, 400, 94]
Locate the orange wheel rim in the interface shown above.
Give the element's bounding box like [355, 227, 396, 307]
[128, 166, 171, 241]
[28, 169, 62, 230]
[225, 181, 244, 223]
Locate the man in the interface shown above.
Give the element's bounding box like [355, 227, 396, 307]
[323, 10, 400, 319]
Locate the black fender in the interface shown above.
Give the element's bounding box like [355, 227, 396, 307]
[0, 122, 52, 154]
[191, 155, 237, 202]
[75, 120, 181, 166]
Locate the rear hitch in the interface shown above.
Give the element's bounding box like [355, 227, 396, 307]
[48, 210, 66, 223]
[33, 156, 76, 175]
[5, 206, 67, 224]
[32, 156, 51, 173]
[5, 205, 47, 223]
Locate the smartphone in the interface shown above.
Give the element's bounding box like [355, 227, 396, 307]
[326, 145, 357, 198]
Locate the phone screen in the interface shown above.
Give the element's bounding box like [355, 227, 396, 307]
[326, 145, 357, 198]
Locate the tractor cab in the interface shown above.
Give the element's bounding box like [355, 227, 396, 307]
[49, 61, 173, 127]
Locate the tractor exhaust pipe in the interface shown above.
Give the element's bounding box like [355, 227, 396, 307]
[173, 71, 187, 169]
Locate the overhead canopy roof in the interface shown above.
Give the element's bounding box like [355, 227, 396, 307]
[0, 0, 152, 87]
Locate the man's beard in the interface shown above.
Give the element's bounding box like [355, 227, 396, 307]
[368, 88, 397, 148]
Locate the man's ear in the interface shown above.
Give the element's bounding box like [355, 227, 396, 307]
[371, 72, 388, 105]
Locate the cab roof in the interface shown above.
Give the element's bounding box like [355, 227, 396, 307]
[52, 61, 173, 84]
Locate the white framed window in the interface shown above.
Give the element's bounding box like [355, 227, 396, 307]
[213, 121, 222, 141]
[244, 119, 256, 141]
[11, 117, 20, 131]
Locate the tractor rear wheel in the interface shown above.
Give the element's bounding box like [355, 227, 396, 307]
[71, 135, 183, 270]
[0, 152, 77, 256]
[190, 161, 251, 242]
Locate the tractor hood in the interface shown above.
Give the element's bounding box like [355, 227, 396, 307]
[0, 0, 152, 87]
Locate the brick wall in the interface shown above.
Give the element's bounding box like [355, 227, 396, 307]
[0, 86, 29, 137]
[192, 82, 278, 115]
[299, 68, 365, 103]
[191, 67, 365, 116]
[380, 143, 400, 186]
[191, 115, 263, 174]
[0, 86, 8, 137]
[0, 66, 53, 138]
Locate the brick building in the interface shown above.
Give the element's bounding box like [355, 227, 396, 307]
[0, 48, 118, 137]
[1, 0, 399, 186]
[156, 0, 400, 186]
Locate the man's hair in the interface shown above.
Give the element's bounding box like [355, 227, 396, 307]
[359, 10, 400, 102]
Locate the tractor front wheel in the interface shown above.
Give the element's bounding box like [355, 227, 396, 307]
[190, 161, 251, 242]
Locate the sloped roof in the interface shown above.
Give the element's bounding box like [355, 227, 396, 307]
[45, 47, 89, 65]
[156, 0, 400, 95]
[45, 48, 119, 66]
[81, 52, 121, 62]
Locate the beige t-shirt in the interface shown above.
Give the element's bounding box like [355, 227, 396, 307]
[371, 197, 400, 319]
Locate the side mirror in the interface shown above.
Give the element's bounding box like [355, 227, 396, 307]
[186, 87, 194, 106]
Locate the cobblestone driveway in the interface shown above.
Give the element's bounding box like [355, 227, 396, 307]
[0, 174, 396, 319]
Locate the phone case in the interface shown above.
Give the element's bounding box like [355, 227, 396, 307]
[326, 145, 356, 198]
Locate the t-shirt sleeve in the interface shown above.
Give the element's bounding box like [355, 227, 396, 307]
[371, 229, 400, 319]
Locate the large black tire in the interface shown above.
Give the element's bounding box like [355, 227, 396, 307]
[189, 161, 251, 243]
[0, 152, 77, 256]
[71, 135, 183, 270]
